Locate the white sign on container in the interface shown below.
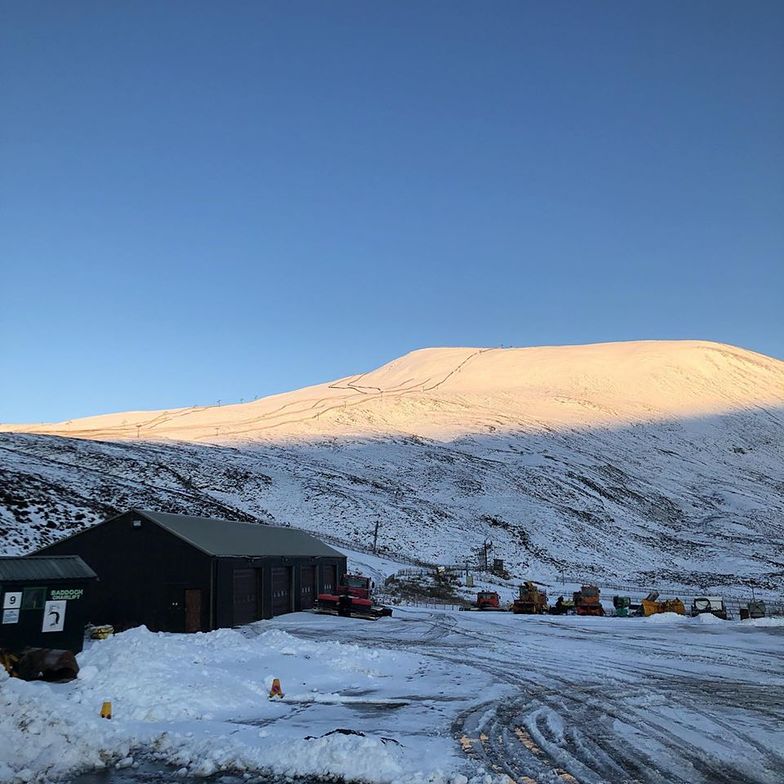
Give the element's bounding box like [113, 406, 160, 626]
[3, 592, 22, 610]
[2, 609, 19, 624]
[42, 600, 67, 633]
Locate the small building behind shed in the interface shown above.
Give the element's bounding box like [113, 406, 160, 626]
[36, 509, 347, 633]
[0, 556, 97, 654]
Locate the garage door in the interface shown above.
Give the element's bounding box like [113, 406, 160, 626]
[322, 564, 338, 594]
[300, 566, 316, 609]
[271, 566, 292, 616]
[233, 568, 259, 626]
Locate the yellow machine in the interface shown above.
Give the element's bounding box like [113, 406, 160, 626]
[512, 581, 548, 614]
[87, 624, 115, 640]
[641, 592, 685, 616]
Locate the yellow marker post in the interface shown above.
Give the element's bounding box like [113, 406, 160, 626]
[268, 678, 284, 699]
[100, 701, 112, 719]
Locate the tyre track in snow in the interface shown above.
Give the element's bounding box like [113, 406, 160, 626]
[442, 619, 784, 784]
[280, 611, 784, 784]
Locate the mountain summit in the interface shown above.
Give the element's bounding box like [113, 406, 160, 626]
[3, 340, 783, 443]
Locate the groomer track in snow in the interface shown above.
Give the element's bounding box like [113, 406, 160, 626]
[278, 609, 784, 784]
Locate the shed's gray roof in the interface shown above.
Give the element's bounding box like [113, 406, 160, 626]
[0, 556, 97, 583]
[135, 510, 345, 559]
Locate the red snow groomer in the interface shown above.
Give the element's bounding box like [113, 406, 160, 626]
[573, 584, 605, 616]
[474, 591, 504, 611]
[316, 573, 392, 620]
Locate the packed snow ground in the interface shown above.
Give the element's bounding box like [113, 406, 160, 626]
[2, 609, 782, 784]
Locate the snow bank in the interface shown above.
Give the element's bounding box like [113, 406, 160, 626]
[2, 624, 485, 784]
[151, 729, 501, 784]
[741, 616, 784, 627]
[151, 729, 406, 782]
[645, 612, 740, 626]
[0, 668, 135, 783]
[695, 612, 727, 625]
[72, 624, 394, 722]
[645, 612, 690, 624]
[72, 626, 268, 721]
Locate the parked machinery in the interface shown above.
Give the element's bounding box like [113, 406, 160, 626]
[316, 573, 392, 620]
[512, 581, 548, 614]
[613, 596, 631, 617]
[641, 592, 686, 617]
[0, 647, 79, 682]
[86, 624, 114, 640]
[573, 585, 605, 616]
[474, 590, 503, 611]
[691, 596, 728, 620]
[746, 600, 766, 619]
[549, 596, 575, 615]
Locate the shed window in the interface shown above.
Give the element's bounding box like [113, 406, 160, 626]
[22, 587, 46, 610]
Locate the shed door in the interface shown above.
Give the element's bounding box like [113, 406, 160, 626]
[185, 589, 202, 633]
[271, 566, 292, 616]
[233, 568, 259, 626]
[300, 566, 316, 609]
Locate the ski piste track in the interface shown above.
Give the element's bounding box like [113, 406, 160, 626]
[277, 609, 784, 784]
[28, 348, 499, 441]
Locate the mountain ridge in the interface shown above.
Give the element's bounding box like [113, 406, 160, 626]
[3, 339, 782, 443]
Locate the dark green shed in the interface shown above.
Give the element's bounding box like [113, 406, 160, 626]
[36, 510, 347, 633]
[0, 556, 97, 654]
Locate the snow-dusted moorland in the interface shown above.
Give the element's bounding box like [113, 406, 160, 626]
[2, 340, 783, 591]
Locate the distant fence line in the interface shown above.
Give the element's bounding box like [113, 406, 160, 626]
[375, 593, 463, 612]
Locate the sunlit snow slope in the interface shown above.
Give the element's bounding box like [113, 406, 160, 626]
[2, 341, 783, 591]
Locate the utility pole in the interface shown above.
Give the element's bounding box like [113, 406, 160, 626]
[372, 520, 380, 554]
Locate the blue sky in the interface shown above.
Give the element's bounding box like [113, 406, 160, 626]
[2, 1, 782, 422]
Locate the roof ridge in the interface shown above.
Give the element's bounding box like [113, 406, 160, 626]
[0, 554, 86, 559]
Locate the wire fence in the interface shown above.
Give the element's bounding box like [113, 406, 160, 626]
[378, 595, 463, 612]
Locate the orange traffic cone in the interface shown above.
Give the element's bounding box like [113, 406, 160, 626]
[268, 678, 284, 699]
[100, 700, 112, 719]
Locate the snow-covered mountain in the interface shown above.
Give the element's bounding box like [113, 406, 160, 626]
[2, 340, 783, 591]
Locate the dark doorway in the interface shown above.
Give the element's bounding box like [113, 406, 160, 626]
[300, 565, 316, 609]
[185, 589, 202, 632]
[271, 566, 292, 616]
[166, 585, 185, 632]
[232, 568, 259, 626]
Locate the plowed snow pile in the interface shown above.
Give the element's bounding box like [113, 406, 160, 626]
[0, 622, 491, 784]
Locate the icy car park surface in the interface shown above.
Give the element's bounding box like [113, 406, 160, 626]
[1, 608, 782, 784]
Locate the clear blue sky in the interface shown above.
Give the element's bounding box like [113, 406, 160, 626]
[2, 1, 782, 423]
